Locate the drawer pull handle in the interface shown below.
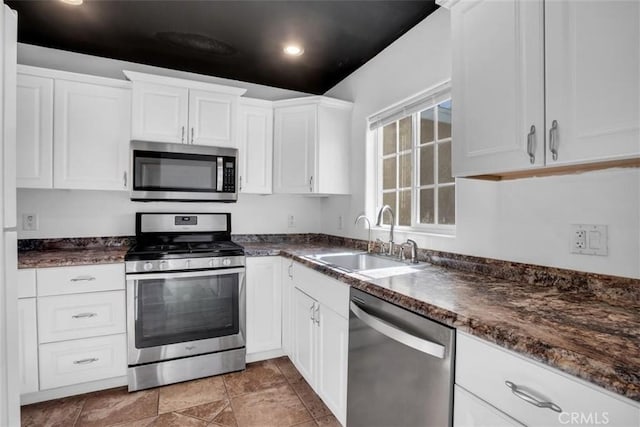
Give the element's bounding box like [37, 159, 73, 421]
[72, 312, 97, 319]
[70, 276, 96, 282]
[73, 357, 99, 365]
[505, 380, 562, 413]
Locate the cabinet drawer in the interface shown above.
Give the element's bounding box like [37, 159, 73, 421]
[38, 291, 125, 343]
[293, 262, 349, 319]
[18, 268, 36, 298]
[39, 334, 126, 390]
[456, 332, 640, 427]
[37, 264, 124, 296]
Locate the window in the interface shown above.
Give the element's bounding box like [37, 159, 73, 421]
[372, 84, 454, 232]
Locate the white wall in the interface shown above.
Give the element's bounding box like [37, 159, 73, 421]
[322, 8, 640, 279]
[18, 189, 322, 238]
[16, 44, 322, 239]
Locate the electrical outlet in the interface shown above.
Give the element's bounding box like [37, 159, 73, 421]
[22, 213, 38, 231]
[287, 214, 295, 228]
[571, 224, 608, 256]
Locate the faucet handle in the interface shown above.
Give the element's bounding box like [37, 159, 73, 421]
[375, 238, 385, 255]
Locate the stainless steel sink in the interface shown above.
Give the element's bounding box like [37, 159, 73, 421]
[307, 252, 426, 278]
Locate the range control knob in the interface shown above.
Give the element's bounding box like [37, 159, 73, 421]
[222, 258, 231, 266]
[185, 260, 191, 269]
[209, 259, 215, 267]
[143, 262, 153, 271]
[159, 261, 168, 270]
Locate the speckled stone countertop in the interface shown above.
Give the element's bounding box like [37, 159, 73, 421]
[17, 235, 640, 402]
[242, 242, 640, 403]
[18, 237, 132, 268]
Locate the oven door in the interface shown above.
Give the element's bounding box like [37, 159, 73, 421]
[126, 267, 245, 365]
[130, 141, 237, 202]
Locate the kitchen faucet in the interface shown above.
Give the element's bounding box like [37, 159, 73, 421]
[354, 214, 373, 253]
[375, 205, 395, 256]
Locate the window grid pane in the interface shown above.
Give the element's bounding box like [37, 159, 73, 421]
[378, 97, 454, 229]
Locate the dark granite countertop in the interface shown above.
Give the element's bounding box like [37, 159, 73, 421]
[17, 236, 640, 403]
[243, 242, 640, 404]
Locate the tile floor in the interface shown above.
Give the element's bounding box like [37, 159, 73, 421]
[21, 357, 341, 427]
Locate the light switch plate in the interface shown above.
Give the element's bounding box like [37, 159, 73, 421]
[571, 224, 608, 256]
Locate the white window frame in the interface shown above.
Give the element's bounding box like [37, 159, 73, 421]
[369, 80, 455, 236]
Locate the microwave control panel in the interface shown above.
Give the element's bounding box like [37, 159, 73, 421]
[222, 158, 236, 192]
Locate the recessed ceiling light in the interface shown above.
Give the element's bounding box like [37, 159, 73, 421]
[60, 0, 83, 5]
[283, 45, 304, 56]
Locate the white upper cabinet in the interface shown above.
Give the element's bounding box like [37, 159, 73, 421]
[16, 74, 54, 189]
[189, 89, 237, 147]
[451, 0, 544, 176]
[53, 79, 131, 191]
[446, 0, 640, 177]
[273, 96, 352, 195]
[237, 98, 273, 194]
[125, 71, 245, 147]
[274, 104, 317, 194]
[130, 82, 188, 144]
[545, 0, 640, 166]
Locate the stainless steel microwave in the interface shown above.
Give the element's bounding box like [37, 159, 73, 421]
[130, 141, 237, 202]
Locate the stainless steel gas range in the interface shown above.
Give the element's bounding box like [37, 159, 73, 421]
[125, 212, 246, 391]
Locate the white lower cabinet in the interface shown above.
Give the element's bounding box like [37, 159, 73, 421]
[455, 331, 640, 427]
[290, 262, 349, 426]
[18, 298, 39, 395]
[454, 385, 524, 427]
[37, 290, 126, 344]
[245, 257, 282, 357]
[39, 334, 127, 390]
[281, 258, 294, 356]
[19, 263, 128, 400]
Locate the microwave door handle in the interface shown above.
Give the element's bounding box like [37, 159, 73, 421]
[127, 267, 245, 281]
[217, 158, 223, 191]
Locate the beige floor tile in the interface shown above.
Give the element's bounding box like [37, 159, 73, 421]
[75, 387, 158, 427]
[158, 376, 227, 414]
[315, 415, 341, 427]
[177, 398, 229, 422]
[274, 356, 303, 383]
[211, 404, 238, 427]
[223, 360, 287, 397]
[290, 379, 331, 419]
[290, 421, 318, 427]
[21, 395, 86, 427]
[230, 383, 312, 427]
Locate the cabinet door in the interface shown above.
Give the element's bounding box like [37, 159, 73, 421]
[454, 386, 524, 427]
[131, 82, 188, 144]
[189, 89, 237, 147]
[451, 0, 544, 177]
[292, 287, 316, 385]
[16, 74, 53, 189]
[53, 80, 130, 190]
[237, 103, 273, 194]
[545, 0, 640, 165]
[316, 305, 348, 426]
[246, 257, 282, 355]
[18, 298, 39, 395]
[281, 259, 294, 357]
[273, 105, 316, 193]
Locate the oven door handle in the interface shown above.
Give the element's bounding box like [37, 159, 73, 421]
[127, 267, 245, 281]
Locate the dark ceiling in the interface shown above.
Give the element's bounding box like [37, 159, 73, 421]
[6, 0, 439, 94]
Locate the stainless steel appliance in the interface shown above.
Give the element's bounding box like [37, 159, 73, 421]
[130, 140, 238, 202]
[125, 212, 245, 391]
[347, 288, 455, 427]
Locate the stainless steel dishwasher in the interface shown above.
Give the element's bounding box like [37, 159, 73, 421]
[347, 288, 455, 427]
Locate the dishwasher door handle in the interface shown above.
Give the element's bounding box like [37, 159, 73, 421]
[350, 301, 446, 359]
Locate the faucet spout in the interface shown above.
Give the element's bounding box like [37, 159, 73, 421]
[375, 205, 395, 256]
[354, 214, 372, 253]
